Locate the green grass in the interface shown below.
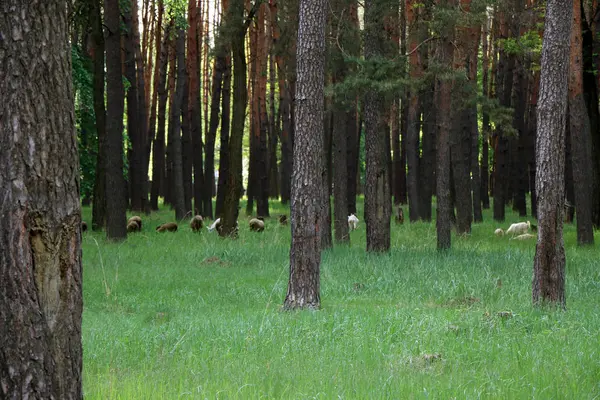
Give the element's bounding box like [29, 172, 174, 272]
[82, 200, 600, 399]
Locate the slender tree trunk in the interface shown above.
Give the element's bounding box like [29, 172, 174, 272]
[435, 0, 455, 250]
[216, 53, 232, 217]
[150, 21, 171, 210]
[532, 0, 571, 308]
[284, 0, 326, 310]
[205, 55, 225, 219]
[480, 13, 491, 210]
[169, 29, 187, 220]
[257, 4, 271, 217]
[221, 0, 252, 236]
[364, 0, 391, 252]
[91, 0, 107, 231]
[0, 3, 83, 397]
[105, 0, 128, 240]
[569, 0, 594, 245]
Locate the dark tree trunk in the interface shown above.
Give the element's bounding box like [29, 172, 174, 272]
[284, 0, 326, 310]
[279, 83, 294, 205]
[205, 54, 225, 219]
[582, 7, 600, 228]
[419, 81, 436, 221]
[321, 102, 333, 250]
[347, 107, 360, 215]
[480, 13, 490, 210]
[181, 80, 194, 215]
[150, 21, 171, 211]
[333, 109, 349, 243]
[511, 58, 528, 217]
[215, 53, 232, 217]
[0, 3, 83, 398]
[123, 0, 148, 212]
[435, 0, 455, 251]
[91, 0, 107, 231]
[169, 29, 187, 221]
[569, 0, 594, 245]
[451, 100, 473, 235]
[220, 0, 250, 236]
[256, 6, 270, 218]
[533, 0, 571, 308]
[268, 51, 280, 199]
[364, 0, 391, 252]
[395, 0, 407, 206]
[105, 0, 128, 240]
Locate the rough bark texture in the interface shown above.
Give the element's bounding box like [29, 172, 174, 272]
[364, 0, 391, 252]
[532, 0, 572, 308]
[215, 52, 232, 217]
[91, 0, 107, 230]
[284, 0, 326, 310]
[480, 14, 491, 210]
[0, 2, 83, 398]
[104, 0, 128, 240]
[569, 0, 594, 246]
[435, 0, 455, 250]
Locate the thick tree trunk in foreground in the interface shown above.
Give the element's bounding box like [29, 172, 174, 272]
[105, 0, 128, 240]
[0, 2, 83, 398]
[569, 0, 594, 246]
[533, 0, 572, 308]
[284, 0, 326, 310]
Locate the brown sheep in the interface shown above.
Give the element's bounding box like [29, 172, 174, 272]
[279, 214, 288, 225]
[81, 221, 88, 232]
[128, 216, 142, 230]
[395, 207, 404, 225]
[190, 215, 204, 232]
[127, 220, 140, 233]
[156, 222, 178, 232]
[249, 218, 265, 232]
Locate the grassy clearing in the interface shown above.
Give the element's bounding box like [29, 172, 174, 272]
[82, 201, 600, 399]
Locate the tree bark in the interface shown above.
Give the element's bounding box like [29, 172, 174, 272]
[364, 0, 391, 252]
[105, 0, 128, 240]
[533, 0, 572, 308]
[284, 0, 326, 310]
[569, 0, 595, 245]
[169, 29, 187, 221]
[215, 52, 232, 217]
[0, 2, 83, 397]
[435, 0, 455, 250]
[91, 0, 107, 231]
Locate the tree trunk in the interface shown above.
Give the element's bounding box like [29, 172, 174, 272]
[364, 0, 391, 252]
[105, 0, 128, 240]
[406, 0, 421, 222]
[91, 0, 107, 231]
[480, 13, 491, 210]
[256, 4, 271, 217]
[569, 0, 595, 245]
[0, 2, 83, 398]
[169, 29, 187, 221]
[205, 55, 225, 219]
[220, 0, 250, 236]
[435, 0, 455, 250]
[284, 0, 326, 310]
[150, 20, 171, 211]
[215, 52, 232, 217]
[533, 0, 571, 308]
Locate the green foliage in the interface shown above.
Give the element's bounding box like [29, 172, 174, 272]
[81, 200, 600, 398]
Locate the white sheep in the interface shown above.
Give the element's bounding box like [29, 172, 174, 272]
[506, 221, 531, 236]
[348, 214, 359, 231]
[494, 228, 504, 237]
[511, 233, 536, 241]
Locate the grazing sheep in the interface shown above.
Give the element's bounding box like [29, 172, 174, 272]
[128, 216, 142, 230]
[190, 215, 204, 232]
[279, 214, 288, 225]
[395, 206, 404, 225]
[348, 214, 359, 231]
[156, 222, 178, 232]
[81, 221, 88, 232]
[127, 220, 140, 233]
[506, 221, 530, 236]
[207, 218, 221, 233]
[249, 218, 265, 232]
[511, 233, 536, 241]
[494, 228, 504, 237]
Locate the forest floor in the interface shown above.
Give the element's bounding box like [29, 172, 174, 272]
[82, 200, 600, 399]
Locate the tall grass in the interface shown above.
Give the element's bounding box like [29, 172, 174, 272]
[82, 201, 600, 399]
